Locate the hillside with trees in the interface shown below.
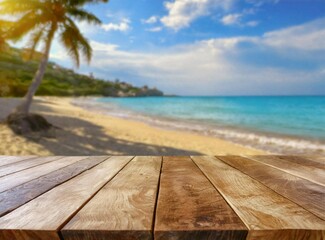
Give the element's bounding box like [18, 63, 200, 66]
[0, 47, 164, 98]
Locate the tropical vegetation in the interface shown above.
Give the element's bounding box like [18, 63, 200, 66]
[0, 47, 163, 98]
[0, 0, 107, 114]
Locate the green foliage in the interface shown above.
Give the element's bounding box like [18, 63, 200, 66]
[0, 0, 102, 66]
[0, 47, 163, 97]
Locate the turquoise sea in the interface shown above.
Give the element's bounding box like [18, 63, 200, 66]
[74, 96, 325, 155]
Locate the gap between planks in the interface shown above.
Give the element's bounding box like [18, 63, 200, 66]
[0, 156, 134, 240]
[246, 155, 325, 186]
[217, 155, 325, 221]
[0, 155, 324, 240]
[0, 156, 37, 167]
[0, 156, 110, 217]
[191, 156, 325, 240]
[61, 156, 162, 240]
[0, 156, 64, 177]
[0, 156, 90, 193]
[154, 156, 248, 240]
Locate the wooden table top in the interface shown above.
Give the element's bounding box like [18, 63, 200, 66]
[0, 155, 324, 240]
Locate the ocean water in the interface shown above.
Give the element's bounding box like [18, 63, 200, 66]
[74, 96, 325, 155]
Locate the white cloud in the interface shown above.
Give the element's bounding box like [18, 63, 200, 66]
[84, 37, 323, 95]
[160, 0, 270, 31]
[101, 18, 131, 32]
[262, 17, 325, 50]
[161, 0, 235, 31]
[246, 0, 280, 7]
[76, 21, 100, 36]
[146, 27, 163, 32]
[246, 20, 259, 27]
[220, 13, 259, 27]
[221, 13, 242, 25]
[142, 16, 159, 24]
[89, 41, 119, 52]
[50, 18, 325, 95]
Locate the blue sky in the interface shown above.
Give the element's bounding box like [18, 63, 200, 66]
[50, 0, 325, 96]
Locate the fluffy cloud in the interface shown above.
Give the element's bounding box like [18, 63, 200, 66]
[101, 18, 131, 32]
[161, 0, 234, 31]
[142, 16, 159, 24]
[220, 13, 259, 27]
[145, 27, 163, 32]
[221, 13, 242, 25]
[160, 0, 278, 30]
[246, 20, 259, 27]
[246, 0, 280, 7]
[85, 38, 324, 95]
[262, 18, 325, 50]
[51, 18, 325, 95]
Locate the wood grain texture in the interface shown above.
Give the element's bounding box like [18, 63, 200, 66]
[248, 155, 325, 186]
[192, 156, 325, 240]
[154, 156, 247, 240]
[306, 156, 325, 164]
[0, 156, 89, 193]
[218, 155, 325, 220]
[0, 156, 132, 240]
[0, 156, 36, 167]
[246, 229, 325, 240]
[0, 230, 61, 240]
[0, 156, 108, 217]
[0, 156, 62, 177]
[62, 156, 162, 240]
[278, 155, 325, 170]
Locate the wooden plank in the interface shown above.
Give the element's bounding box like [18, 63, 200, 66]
[305, 155, 325, 165]
[0, 156, 62, 177]
[62, 156, 162, 240]
[0, 156, 37, 167]
[0, 156, 132, 240]
[264, 155, 325, 170]
[218, 155, 325, 220]
[303, 156, 325, 170]
[0, 156, 108, 217]
[154, 156, 247, 240]
[246, 229, 325, 240]
[248, 155, 325, 186]
[192, 156, 325, 240]
[0, 156, 90, 193]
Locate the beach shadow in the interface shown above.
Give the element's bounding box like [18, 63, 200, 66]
[7, 99, 202, 156]
[38, 115, 202, 155]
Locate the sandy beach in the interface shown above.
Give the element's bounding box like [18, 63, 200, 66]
[0, 97, 265, 156]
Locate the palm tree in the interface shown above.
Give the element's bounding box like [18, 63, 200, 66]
[0, 0, 108, 114]
[0, 19, 12, 51]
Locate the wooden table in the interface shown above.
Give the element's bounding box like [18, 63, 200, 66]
[0, 155, 324, 240]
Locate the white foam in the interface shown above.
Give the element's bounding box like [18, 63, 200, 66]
[72, 98, 325, 155]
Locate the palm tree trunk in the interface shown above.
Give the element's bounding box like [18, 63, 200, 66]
[14, 26, 55, 114]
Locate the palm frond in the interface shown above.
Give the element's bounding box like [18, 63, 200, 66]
[0, 0, 43, 15]
[0, 20, 13, 51]
[0, 36, 9, 51]
[76, 33, 92, 64]
[60, 18, 92, 66]
[67, 8, 101, 25]
[67, 17, 92, 62]
[60, 25, 81, 67]
[0, 19, 13, 33]
[65, 0, 109, 7]
[2, 0, 102, 65]
[6, 11, 48, 41]
[26, 26, 48, 60]
[0, 19, 13, 28]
